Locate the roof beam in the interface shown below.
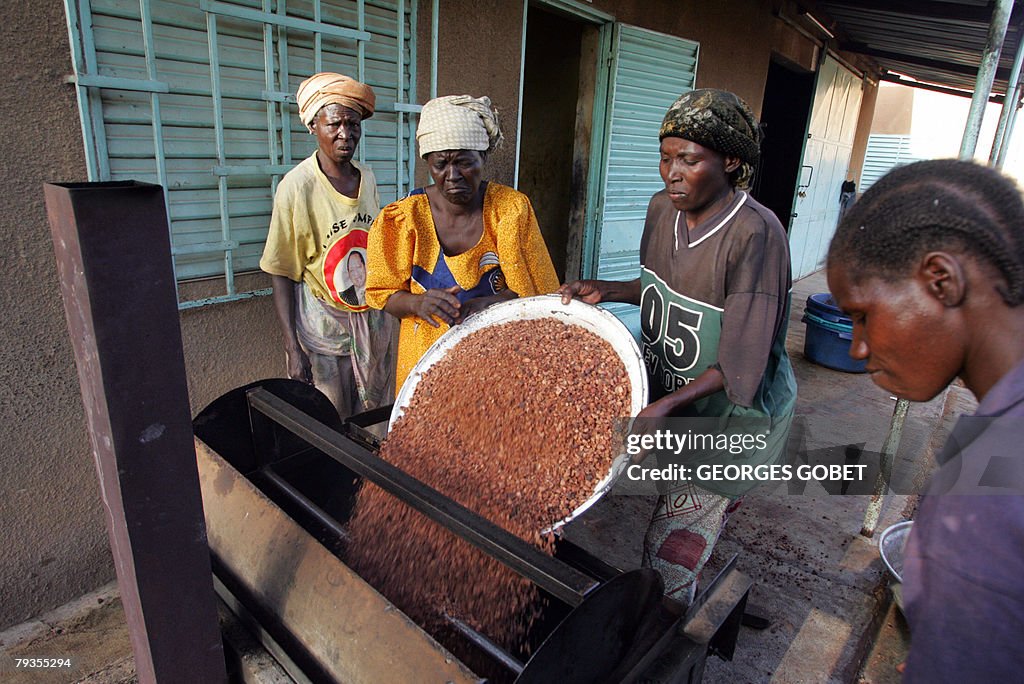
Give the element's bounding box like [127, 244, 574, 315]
[841, 43, 1012, 81]
[821, 0, 996, 24]
[880, 72, 1007, 104]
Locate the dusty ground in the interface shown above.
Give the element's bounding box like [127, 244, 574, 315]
[0, 584, 134, 684]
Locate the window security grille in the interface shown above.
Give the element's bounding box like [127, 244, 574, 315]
[64, 0, 417, 308]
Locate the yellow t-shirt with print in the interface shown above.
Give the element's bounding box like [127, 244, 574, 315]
[260, 152, 380, 312]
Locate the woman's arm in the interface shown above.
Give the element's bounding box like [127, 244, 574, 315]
[637, 367, 725, 419]
[270, 275, 312, 383]
[628, 367, 726, 464]
[491, 189, 560, 299]
[717, 217, 791, 407]
[366, 203, 420, 314]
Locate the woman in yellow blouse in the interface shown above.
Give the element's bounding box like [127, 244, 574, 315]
[365, 95, 560, 394]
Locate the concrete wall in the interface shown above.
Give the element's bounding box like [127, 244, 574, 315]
[772, 13, 820, 73]
[432, 0, 526, 187]
[0, 2, 108, 629]
[591, 0, 776, 116]
[0, 3, 282, 629]
[178, 276, 282, 419]
[415, 0, 781, 186]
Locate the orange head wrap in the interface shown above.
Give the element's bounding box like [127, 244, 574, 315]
[296, 72, 375, 126]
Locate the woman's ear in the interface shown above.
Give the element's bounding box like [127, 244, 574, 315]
[723, 155, 741, 174]
[919, 251, 966, 307]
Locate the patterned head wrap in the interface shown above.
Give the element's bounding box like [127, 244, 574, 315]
[296, 72, 375, 126]
[416, 95, 504, 158]
[659, 89, 761, 188]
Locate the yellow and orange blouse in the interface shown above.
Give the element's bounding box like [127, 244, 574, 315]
[366, 183, 559, 394]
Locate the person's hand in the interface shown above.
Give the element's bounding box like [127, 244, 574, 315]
[285, 345, 312, 384]
[634, 395, 684, 421]
[455, 292, 513, 324]
[558, 280, 604, 305]
[636, 396, 676, 420]
[414, 286, 462, 327]
[629, 447, 652, 466]
[627, 401, 674, 466]
[631, 397, 685, 465]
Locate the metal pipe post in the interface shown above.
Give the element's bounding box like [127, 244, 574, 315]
[43, 181, 227, 683]
[861, 398, 909, 538]
[997, 94, 1023, 167]
[961, 0, 1014, 159]
[991, 23, 1024, 164]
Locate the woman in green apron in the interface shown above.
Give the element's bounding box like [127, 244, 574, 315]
[560, 89, 797, 602]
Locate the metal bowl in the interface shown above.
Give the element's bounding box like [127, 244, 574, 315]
[387, 294, 648, 531]
[389, 294, 647, 424]
[878, 520, 913, 583]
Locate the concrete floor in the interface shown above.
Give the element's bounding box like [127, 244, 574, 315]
[0, 270, 977, 683]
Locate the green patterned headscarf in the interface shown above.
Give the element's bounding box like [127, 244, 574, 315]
[659, 89, 761, 188]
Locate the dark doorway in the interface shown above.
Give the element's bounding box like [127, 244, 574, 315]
[518, 7, 586, 282]
[754, 57, 815, 231]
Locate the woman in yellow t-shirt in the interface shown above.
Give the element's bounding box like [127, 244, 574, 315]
[365, 95, 559, 394]
[260, 72, 396, 417]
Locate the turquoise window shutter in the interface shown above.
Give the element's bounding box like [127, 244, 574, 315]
[593, 24, 698, 334]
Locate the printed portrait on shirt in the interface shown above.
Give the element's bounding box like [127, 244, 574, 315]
[322, 228, 369, 312]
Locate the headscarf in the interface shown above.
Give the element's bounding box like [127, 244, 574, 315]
[659, 89, 761, 188]
[416, 95, 504, 158]
[296, 72, 375, 127]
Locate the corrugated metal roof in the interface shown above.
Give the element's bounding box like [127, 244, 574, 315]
[815, 0, 1023, 96]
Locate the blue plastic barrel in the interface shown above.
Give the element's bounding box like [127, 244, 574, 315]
[800, 293, 867, 373]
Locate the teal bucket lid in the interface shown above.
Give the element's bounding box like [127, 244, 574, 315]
[802, 293, 853, 339]
[806, 293, 849, 321]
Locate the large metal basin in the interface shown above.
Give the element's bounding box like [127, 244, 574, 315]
[387, 294, 648, 531]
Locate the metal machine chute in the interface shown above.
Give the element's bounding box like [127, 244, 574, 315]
[193, 379, 752, 683]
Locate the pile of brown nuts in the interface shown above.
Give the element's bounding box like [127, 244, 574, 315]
[345, 317, 631, 651]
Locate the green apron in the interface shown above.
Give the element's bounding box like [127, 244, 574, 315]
[639, 267, 796, 498]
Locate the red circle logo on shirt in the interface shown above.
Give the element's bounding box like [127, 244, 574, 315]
[323, 228, 369, 312]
